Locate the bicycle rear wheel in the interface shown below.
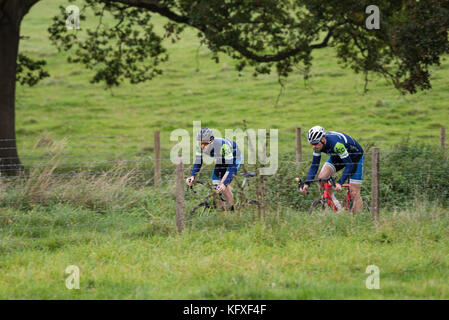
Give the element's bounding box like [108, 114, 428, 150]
[234, 190, 259, 208]
[190, 200, 212, 217]
[349, 197, 371, 214]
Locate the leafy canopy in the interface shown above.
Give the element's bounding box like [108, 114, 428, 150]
[20, 0, 449, 93]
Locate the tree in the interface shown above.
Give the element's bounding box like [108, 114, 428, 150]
[1, 0, 448, 175]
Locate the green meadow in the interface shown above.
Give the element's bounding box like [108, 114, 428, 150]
[15, 0, 449, 163]
[0, 0, 448, 299]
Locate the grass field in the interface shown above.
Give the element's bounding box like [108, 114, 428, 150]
[1, 0, 448, 299]
[2, 199, 449, 299]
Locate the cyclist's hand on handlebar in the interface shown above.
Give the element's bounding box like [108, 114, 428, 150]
[216, 183, 226, 193]
[334, 183, 342, 192]
[186, 176, 195, 187]
[299, 184, 309, 195]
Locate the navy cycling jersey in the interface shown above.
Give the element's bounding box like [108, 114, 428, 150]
[306, 131, 364, 185]
[191, 137, 242, 185]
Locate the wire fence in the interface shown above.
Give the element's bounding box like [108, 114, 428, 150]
[1, 128, 448, 241]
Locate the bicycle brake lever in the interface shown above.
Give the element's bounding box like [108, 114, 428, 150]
[296, 178, 305, 191]
[187, 185, 197, 194]
[329, 176, 336, 188]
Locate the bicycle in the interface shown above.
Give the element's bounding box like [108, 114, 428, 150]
[296, 176, 370, 215]
[187, 170, 259, 218]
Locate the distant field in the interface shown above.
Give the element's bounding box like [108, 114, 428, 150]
[1, 0, 448, 300]
[16, 0, 449, 166]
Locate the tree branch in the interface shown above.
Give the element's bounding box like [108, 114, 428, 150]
[223, 28, 334, 63]
[112, 0, 338, 63]
[0, 0, 40, 26]
[21, 0, 40, 19]
[110, 0, 189, 24]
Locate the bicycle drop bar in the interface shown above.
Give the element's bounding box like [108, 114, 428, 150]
[297, 176, 336, 190]
[187, 180, 206, 193]
[239, 172, 257, 177]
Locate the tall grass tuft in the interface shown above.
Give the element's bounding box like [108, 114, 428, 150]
[1, 156, 152, 213]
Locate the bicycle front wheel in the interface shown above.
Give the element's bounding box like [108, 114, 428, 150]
[308, 199, 325, 215]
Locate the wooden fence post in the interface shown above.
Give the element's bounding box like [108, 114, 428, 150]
[246, 129, 260, 220]
[256, 131, 268, 220]
[296, 127, 302, 163]
[441, 127, 446, 151]
[371, 147, 380, 221]
[257, 173, 265, 220]
[176, 157, 185, 233]
[154, 130, 161, 188]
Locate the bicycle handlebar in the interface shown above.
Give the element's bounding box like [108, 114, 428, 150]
[187, 179, 218, 194]
[187, 171, 256, 193]
[296, 176, 336, 190]
[239, 172, 257, 177]
[186, 179, 226, 202]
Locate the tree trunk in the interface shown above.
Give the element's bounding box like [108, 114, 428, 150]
[0, 0, 38, 176]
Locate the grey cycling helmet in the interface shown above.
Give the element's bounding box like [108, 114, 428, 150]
[307, 126, 325, 144]
[197, 128, 214, 142]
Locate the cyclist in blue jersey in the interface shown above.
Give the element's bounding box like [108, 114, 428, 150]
[186, 128, 242, 210]
[299, 126, 365, 213]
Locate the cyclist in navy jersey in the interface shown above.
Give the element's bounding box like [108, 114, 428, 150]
[299, 126, 364, 213]
[186, 128, 242, 211]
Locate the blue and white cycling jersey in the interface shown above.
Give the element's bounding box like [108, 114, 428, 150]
[306, 131, 364, 185]
[191, 137, 242, 186]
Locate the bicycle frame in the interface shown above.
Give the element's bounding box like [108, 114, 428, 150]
[187, 169, 258, 216]
[298, 177, 352, 212]
[322, 182, 352, 211]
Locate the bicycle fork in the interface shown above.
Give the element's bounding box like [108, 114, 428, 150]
[323, 184, 342, 211]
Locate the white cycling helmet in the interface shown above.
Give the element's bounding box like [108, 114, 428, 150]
[307, 126, 325, 144]
[196, 128, 214, 142]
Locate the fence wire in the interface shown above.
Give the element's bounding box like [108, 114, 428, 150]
[1, 133, 448, 244]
